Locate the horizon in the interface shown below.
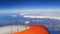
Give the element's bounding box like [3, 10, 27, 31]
[0, 0, 60, 17]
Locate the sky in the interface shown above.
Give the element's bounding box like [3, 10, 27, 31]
[0, 0, 60, 9]
[0, 0, 60, 16]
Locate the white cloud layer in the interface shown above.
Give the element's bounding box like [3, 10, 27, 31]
[0, 9, 60, 16]
[19, 9, 60, 16]
[23, 15, 60, 20]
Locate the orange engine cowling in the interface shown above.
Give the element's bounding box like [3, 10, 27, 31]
[13, 24, 49, 34]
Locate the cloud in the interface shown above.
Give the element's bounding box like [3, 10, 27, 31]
[0, 9, 60, 16]
[23, 15, 60, 20]
[19, 9, 60, 20]
[11, 15, 18, 17]
[0, 9, 20, 14]
[19, 9, 60, 16]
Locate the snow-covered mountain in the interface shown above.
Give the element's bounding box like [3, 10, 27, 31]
[0, 14, 60, 31]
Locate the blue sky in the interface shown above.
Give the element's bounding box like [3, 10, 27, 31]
[0, 0, 60, 15]
[0, 0, 60, 9]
